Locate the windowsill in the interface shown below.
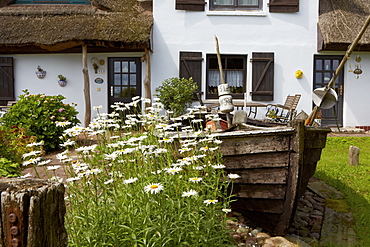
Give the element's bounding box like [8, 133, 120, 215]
[206, 10, 266, 16]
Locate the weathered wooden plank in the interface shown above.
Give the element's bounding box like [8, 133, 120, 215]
[303, 148, 324, 164]
[304, 128, 330, 149]
[232, 184, 286, 199]
[223, 152, 289, 169]
[221, 134, 291, 156]
[274, 120, 304, 235]
[0, 179, 67, 247]
[231, 199, 284, 214]
[226, 167, 288, 184]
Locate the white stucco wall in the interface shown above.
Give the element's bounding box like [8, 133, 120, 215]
[7, 52, 145, 123]
[342, 52, 370, 127]
[151, 0, 370, 127]
[2, 0, 369, 128]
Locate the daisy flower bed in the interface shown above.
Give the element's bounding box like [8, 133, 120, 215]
[23, 98, 238, 246]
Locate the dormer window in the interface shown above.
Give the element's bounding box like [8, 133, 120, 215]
[13, 0, 90, 4]
[210, 0, 262, 11]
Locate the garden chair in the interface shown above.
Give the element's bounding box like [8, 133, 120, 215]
[265, 94, 301, 123]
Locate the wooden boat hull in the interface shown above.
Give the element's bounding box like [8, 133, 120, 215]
[216, 120, 330, 235]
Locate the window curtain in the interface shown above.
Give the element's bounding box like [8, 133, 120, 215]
[213, 0, 233, 5]
[239, 0, 258, 5]
[208, 70, 243, 87]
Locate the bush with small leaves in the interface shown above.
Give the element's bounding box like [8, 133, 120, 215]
[0, 89, 80, 151]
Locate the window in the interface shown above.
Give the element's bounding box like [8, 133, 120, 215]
[210, 0, 262, 11]
[13, 0, 90, 4]
[206, 55, 247, 99]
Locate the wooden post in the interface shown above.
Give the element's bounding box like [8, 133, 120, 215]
[82, 44, 91, 127]
[0, 179, 67, 247]
[142, 48, 152, 108]
[349, 145, 360, 166]
[215, 36, 233, 127]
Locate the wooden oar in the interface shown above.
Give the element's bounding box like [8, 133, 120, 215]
[215, 35, 233, 127]
[305, 15, 370, 126]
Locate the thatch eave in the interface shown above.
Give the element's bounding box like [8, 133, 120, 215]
[318, 0, 370, 51]
[0, 0, 153, 53]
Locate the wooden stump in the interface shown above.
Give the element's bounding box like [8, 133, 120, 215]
[0, 178, 67, 247]
[348, 145, 360, 166]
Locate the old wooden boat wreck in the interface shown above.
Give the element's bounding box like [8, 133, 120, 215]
[210, 119, 330, 235]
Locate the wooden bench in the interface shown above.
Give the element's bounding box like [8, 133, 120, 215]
[0, 101, 17, 117]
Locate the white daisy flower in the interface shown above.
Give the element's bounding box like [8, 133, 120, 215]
[60, 139, 76, 147]
[194, 166, 204, 170]
[182, 189, 198, 197]
[227, 174, 241, 179]
[66, 177, 80, 183]
[19, 173, 32, 178]
[93, 105, 103, 110]
[26, 141, 44, 147]
[144, 183, 164, 194]
[86, 168, 102, 175]
[22, 157, 42, 166]
[50, 176, 63, 183]
[199, 147, 210, 152]
[104, 179, 114, 185]
[203, 199, 218, 205]
[56, 121, 72, 127]
[164, 167, 182, 175]
[189, 177, 203, 183]
[22, 150, 42, 159]
[37, 159, 52, 166]
[212, 164, 226, 169]
[47, 165, 61, 171]
[222, 208, 232, 213]
[123, 177, 138, 184]
[104, 153, 118, 160]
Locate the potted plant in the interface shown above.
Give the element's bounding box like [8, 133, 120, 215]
[36, 66, 46, 79]
[155, 77, 197, 118]
[58, 74, 67, 87]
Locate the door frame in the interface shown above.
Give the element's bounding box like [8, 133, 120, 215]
[313, 55, 344, 127]
[107, 57, 142, 112]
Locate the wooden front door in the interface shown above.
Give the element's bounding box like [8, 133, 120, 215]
[108, 57, 142, 112]
[313, 55, 344, 127]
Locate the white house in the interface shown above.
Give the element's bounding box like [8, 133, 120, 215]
[0, 0, 369, 129]
[151, 0, 370, 129]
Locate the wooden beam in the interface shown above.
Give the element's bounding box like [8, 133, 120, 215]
[143, 48, 152, 105]
[82, 44, 91, 127]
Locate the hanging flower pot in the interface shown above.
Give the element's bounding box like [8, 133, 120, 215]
[36, 66, 46, 79]
[58, 74, 67, 87]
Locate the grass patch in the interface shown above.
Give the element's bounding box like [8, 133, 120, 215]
[315, 136, 370, 246]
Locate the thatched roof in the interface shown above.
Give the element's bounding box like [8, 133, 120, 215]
[0, 0, 153, 53]
[318, 0, 370, 51]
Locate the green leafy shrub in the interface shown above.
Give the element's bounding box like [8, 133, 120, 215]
[0, 89, 80, 151]
[0, 125, 39, 164]
[0, 158, 21, 178]
[155, 77, 197, 117]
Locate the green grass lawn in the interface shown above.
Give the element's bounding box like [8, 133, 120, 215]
[315, 136, 370, 246]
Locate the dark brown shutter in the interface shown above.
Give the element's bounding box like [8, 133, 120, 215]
[251, 52, 274, 101]
[268, 0, 299, 12]
[176, 0, 206, 11]
[179, 51, 203, 94]
[0, 57, 14, 105]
